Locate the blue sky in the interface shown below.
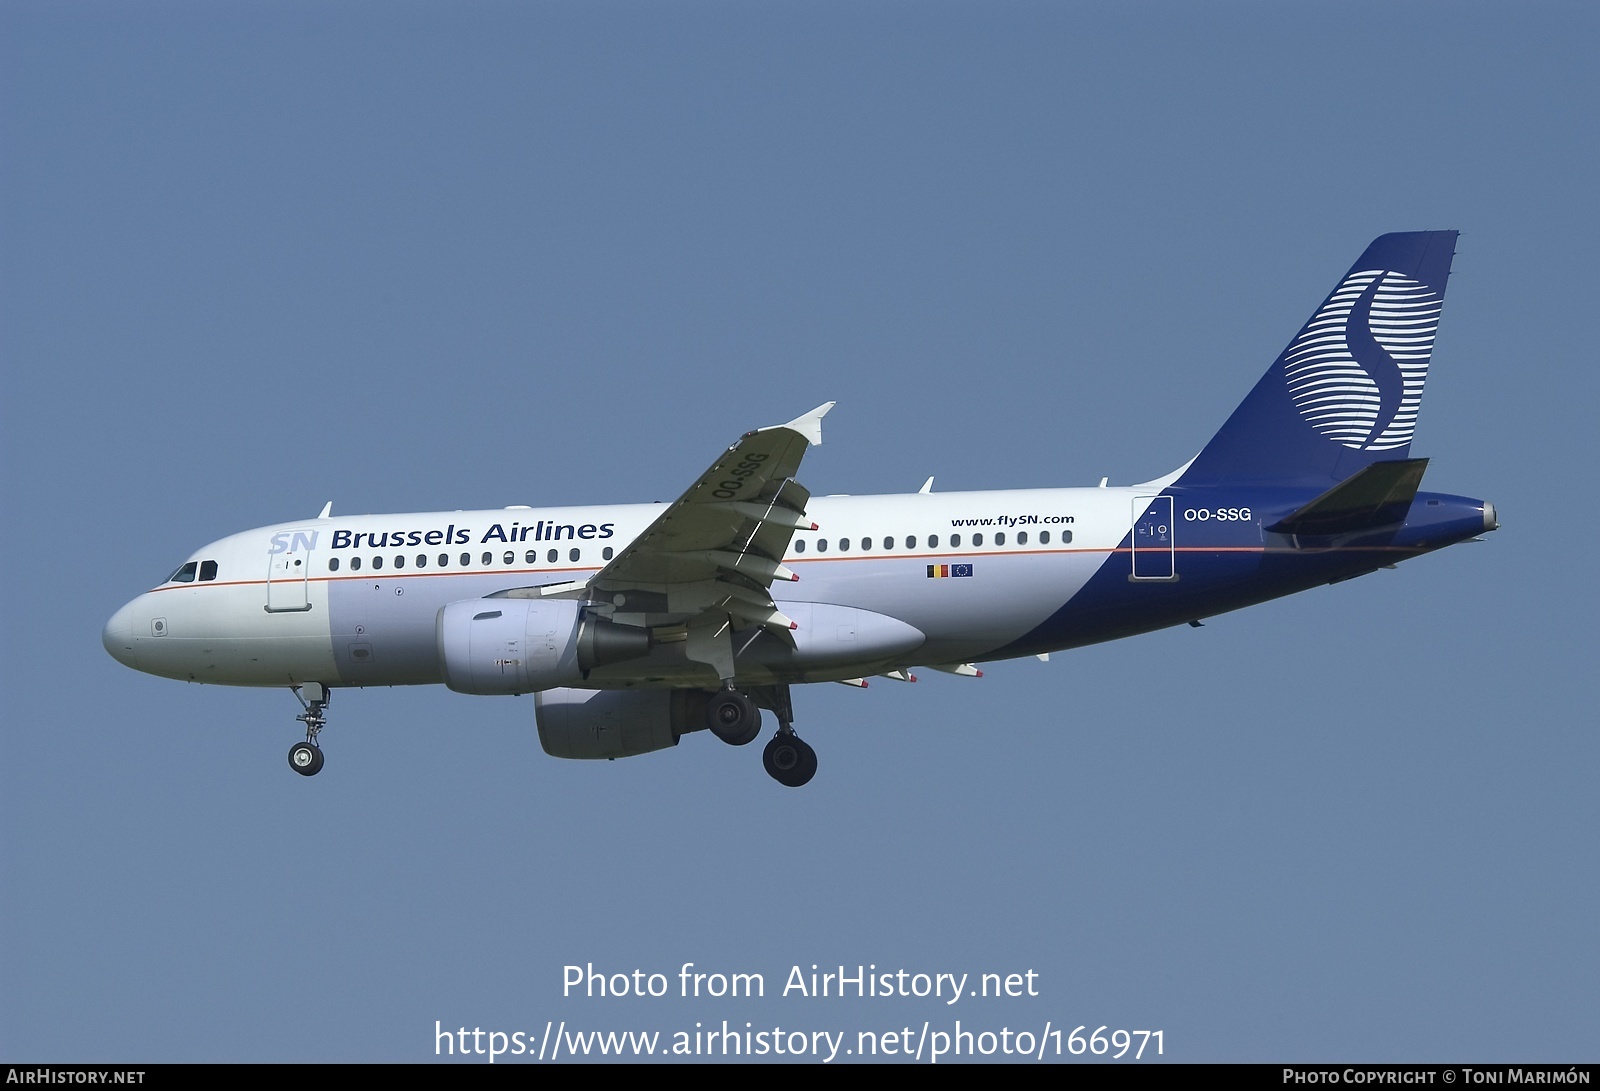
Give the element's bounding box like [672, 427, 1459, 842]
[3, 1, 1595, 1062]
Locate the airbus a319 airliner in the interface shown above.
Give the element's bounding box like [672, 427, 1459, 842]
[104, 232, 1496, 787]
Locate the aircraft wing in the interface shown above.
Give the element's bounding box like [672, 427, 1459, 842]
[577, 402, 834, 679]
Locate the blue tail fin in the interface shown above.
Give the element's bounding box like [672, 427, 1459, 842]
[1177, 231, 1458, 488]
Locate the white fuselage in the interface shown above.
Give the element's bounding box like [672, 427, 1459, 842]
[102, 484, 1168, 690]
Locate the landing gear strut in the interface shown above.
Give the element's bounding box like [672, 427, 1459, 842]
[288, 683, 330, 777]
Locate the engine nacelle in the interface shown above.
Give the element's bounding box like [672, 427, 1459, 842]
[535, 688, 709, 760]
[436, 598, 651, 695]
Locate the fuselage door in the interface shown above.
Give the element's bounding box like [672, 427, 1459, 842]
[1131, 495, 1176, 581]
[266, 529, 318, 612]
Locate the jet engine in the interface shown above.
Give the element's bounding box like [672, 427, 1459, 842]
[436, 598, 651, 696]
[534, 688, 710, 759]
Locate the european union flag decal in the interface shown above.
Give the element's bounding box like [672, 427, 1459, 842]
[926, 563, 974, 579]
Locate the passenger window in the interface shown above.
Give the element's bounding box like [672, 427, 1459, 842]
[1040, 530, 1050, 545]
[329, 558, 340, 573]
[950, 534, 961, 547]
[927, 534, 938, 548]
[973, 533, 984, 547]
[883, 537, 894, 550]
[1061, 529, 1073, 544]
[460, 553, 470, 566]
[547, 549, 557, 563]
[525, 551, 536, 564]
[907, 535, 918, 549]
[795, 540, 806, 553]
[569, 548, 580, 563]
[199, 560, 218, 581]
[995, 532, 1005, 546]
[372, 556, 383, 570]
[439, 553, 449, 567]
[351, 557, 362, 571]
[1018, 531, 1028, 545]
[169, 561, 198, 583]
[860, 537, 872, 551]
[394, 555, 405, 569]
[816, 539, 827, 553]
[503, 551, 515, 565]
[416, 554, 427, 568]
[839, 538, 850, 552]
[602, 547, 613, 560]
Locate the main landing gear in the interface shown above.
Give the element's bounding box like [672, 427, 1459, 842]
[706, 690, 761, 746]
[288, 683, 330, 777]
[762, 731, 817, 789]
[706, 684, 818, 788]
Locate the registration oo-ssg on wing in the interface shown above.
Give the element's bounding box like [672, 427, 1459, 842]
[104, 232, 1497, 787]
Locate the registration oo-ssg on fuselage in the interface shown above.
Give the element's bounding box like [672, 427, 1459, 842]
[104, 232, 1497, 787]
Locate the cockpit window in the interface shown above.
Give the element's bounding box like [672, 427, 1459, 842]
[198, 560, 218, 581]
[168, 561, 198, 583]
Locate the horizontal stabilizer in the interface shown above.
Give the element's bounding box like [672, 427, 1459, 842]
[1268, 459, 1428, 536]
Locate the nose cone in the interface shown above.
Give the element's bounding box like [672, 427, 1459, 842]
[103, 599, 143, 670]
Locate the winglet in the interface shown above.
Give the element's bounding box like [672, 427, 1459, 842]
[778, 401, 835, 446]
[919, 476, 935, 494]
[317, 501, 333, 519]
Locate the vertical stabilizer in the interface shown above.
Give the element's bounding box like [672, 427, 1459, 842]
[1178, 231, 1458, 488]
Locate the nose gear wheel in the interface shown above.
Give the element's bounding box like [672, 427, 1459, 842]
[288, 741, 324, 776]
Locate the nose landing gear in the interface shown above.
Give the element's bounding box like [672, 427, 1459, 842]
[288, 683, 330, 777]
